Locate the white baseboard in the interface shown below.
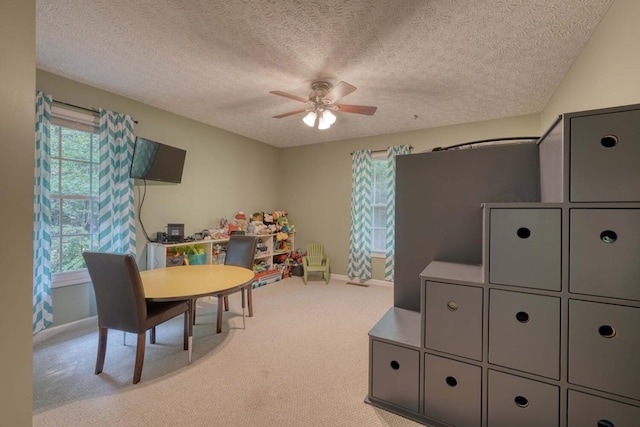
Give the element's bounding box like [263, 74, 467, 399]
[331, 274, 394, 288]
[33, 315, 97, 344]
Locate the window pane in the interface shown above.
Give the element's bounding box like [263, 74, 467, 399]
[61, 236, 90, 272]
[50, 159, 60, 194]
[372, 229, 386, 252]
[50, 235, 61, 274]
[373, 206, 387, 227]
[372, 160, 388, 204]
[50, 198, 61, 236]
[89, 198, 99, 235]
[50, 126, 60, 157]
[61, 128, 92, 161]
[91, 133, 100, 163]
[61, 160, 91, 195]
[61, 199, 93, 234]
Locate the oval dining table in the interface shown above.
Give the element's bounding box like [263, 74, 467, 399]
[140, 264, 255, 363]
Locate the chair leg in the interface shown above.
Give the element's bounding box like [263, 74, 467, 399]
[133, 332, 146, 384]
[303, 267, 308, 284]
[150, 327, 156, 344]
[247, 285, 253, 317]
[224, 295, 229, 311]
[325, 269, 330, 284]
[95, 327, 108, 375]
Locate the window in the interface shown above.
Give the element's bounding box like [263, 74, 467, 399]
[371, 153, 389, 254]
[50, 108, 100, 286]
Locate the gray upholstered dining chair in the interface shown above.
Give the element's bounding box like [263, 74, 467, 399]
[214, 235, 257, 332]
[82, 251, 190, 384]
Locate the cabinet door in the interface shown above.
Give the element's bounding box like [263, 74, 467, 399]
[488, 370, 559, 427]
[570, 109, 640, 202]
[568, 300, 640, 400]
[568, 390, 640, 427]
[489, 290, 560, 379]
[570, 209, 640, 301]
[489, 208, 561, 291]
[370, 340, 420, 413]
[425, 281, 483, 361]
[424, 354, 481, 427]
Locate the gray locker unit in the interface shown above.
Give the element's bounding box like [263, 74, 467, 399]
[489, 208, 561, 291]
[367, 104, 640, 427]
[424, 281, 483, 361]
[424, 354, 482, 427]
[567, 390, 640, 427]
[488, 290, 561, 379]
[569, 209, 640, 301]
[487, 370, 559, 427]
[568, 299, 640, 400]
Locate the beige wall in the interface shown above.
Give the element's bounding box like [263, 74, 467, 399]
[541, 0, 640, 128]
[1, 1, 35, 424]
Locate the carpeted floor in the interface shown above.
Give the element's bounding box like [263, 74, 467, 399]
[33, 276, 423, 426]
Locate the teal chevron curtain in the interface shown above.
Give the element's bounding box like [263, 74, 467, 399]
[98, 109, 136, 255]
[348, 149, 373, 280]
[33, 91, 54, 334]
[384, 144, 411, 281]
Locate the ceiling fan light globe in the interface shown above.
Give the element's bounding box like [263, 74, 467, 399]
[323, 110, 337, 125]
[302, 111, 317, 127]
[317, 112, 331, 130]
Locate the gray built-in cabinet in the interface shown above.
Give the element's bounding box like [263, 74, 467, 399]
[366, 104, 640, 426]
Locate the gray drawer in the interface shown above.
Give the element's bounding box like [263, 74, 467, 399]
[370, 340, 420, 413]
[568, 390, 640, 427]
[488, 370, 559, 427]
[570, 209, 640, 301]
[425, 281, 483, 361]
[568, 300, 640, 400]
[424, 354, 481, 427]
[489, 290, 560, 379]
[570, 109, 640, 202]
[489, 208, 561, 291]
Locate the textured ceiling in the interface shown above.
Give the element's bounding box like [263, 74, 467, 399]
[36, 0, 613, 148]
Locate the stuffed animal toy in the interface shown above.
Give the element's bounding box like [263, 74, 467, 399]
[263, 212, 274, 226]
[234, 211, 248, 232]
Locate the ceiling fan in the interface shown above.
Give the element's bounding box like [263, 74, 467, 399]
[270, 81, 377, 130]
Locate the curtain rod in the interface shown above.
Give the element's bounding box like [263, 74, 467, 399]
[53, 100, 139, 124]
[350, 145, 413, 155]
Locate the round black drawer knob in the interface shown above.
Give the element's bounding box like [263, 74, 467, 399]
[599, 325, 616, 338]
[517, 227, 531, 239]
[514, 395, 529, 408]
[445, 376, 457, 387]
[601, 135, 618, 148]
[597, 420, 615, 427]
[600, 230, 617, 244]
[390, 360, 400, 370]
[516, 311, 530, 323]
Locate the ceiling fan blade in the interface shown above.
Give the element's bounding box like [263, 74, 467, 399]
[272, 109, 307, 119]
[269, 90, 308, 103]
[335, 104, 378, 115]
[325, 81, 356, 103]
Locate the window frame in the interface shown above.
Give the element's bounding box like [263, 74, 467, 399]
[49, 106, 100, 288]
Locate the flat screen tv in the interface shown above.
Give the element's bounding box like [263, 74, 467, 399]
[130, 137, 186, 184]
